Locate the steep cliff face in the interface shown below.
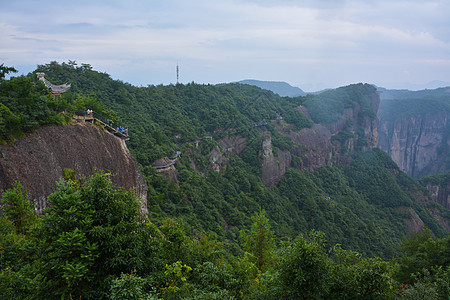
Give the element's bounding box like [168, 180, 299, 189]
[261, 135, 291, 186]
[260, 88, 380, 186]
[426, 182, 449, 210]
[378, 110, 449, 178]
[153, 84, 381, 188]
[0, 121, 148, 213]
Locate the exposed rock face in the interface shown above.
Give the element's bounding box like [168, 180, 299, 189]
[0, 122, 148, 214]
[399, 207, 425, 234]
[289, 93, 379, 172]
[219, 136, 247, 156]
[153, 157, 179, 183]
[261, 135, 291, 186]
[378, 111, 449, 178]
[260, 88, 380, 186]
[288, 124, 333, 172]
[209, 145, 228, 172]
[426, 182, 449, 210]
[205, 136, 247, 173]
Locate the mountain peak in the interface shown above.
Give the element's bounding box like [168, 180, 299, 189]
[237, 79, 306, 97]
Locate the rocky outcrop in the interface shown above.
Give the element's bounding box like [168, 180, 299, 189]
[219, 136, 247, 156]
[288, 124, 333, 172]
[0, 121, 148, 213]
[399, 207, 425, 233]
[288, 92, 379, 172]
[261, 135, 291, 186]
[425, 182, 449, 210]
[378, 111, 449, 178]
[153, 157, 179, 183]
[209, 145, 228, 172]
[259, 87, 380, 185]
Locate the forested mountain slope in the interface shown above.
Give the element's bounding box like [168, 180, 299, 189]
[1, 62, 449, 299]
[32, 61, 448, 259]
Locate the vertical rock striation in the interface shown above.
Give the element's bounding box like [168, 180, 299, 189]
[261, 135, 291, 186]
[0, 121, 148, 214]
[425, 181, 450, 210]
[378, 111, 449, 178]
[260, 85, 380, 186]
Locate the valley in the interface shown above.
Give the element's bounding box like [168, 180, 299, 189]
[0, 62, 448, 299]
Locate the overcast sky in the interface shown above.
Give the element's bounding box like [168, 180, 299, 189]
[1, 0, 449, 91]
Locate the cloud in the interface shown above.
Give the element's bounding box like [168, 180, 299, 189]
[0, 0, 449, 88]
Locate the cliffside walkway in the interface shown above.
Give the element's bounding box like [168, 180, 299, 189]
[75, 110, 129, 141]
[153, 160, 176, 170]
[153, 152, 182, 170]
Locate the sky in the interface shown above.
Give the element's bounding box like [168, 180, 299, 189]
[1, 0, 449, 91]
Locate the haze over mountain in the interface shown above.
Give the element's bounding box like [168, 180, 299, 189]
[239, 79, 450, 97]
[377, 86, 450, 179]
[238, 79, 306, 97]
[377, 85, 450, 100]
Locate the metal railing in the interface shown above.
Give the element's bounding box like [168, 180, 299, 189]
[75, 110, 129, 138]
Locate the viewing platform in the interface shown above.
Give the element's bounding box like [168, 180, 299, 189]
[75, 110, 129, 141]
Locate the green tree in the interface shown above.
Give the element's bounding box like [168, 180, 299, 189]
[0, 182, 37, 234]
[329, 246, 395, 299]
[277, 230, 331, 299]
[393, 229, 450, 285]
[240, 210, 276, 272]
[32, 179, 98, 298]
[110, 272, 157, 300]
[0, 64, 17, 80]
[29, 172, 163, 299]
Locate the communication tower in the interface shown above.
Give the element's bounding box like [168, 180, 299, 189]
[176, 64, 179, 84]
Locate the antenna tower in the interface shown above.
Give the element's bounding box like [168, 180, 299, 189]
[176, 64, 179, 84]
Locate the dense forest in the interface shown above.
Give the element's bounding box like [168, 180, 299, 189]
[0, 62, 449, 299]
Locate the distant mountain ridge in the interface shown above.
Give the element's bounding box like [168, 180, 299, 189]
[377, 86, 450, 100]
[238, 79, 306, 97]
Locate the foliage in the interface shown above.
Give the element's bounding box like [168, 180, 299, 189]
[240, 210, 276, 272]
[2, 62, 448, 298]
[0, 68, 120, 143]
[379, 97, 450, 121]
[393, 229, 450, 285]
[17, 172, 163, 299]
[0, 74, 67, 142]
[0, 182, 37, 234]
[277, 230, 331, 298]
[329, 246, 395, 299]
[161, 261, 193, 299]
[402, 267, 449, 300]
[304, 83, 377, 124]
[0, 63, 17, 80]
[0, 174, 447, 299]
[110, 272, 157, 300]
[420, 172, 450, 187]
